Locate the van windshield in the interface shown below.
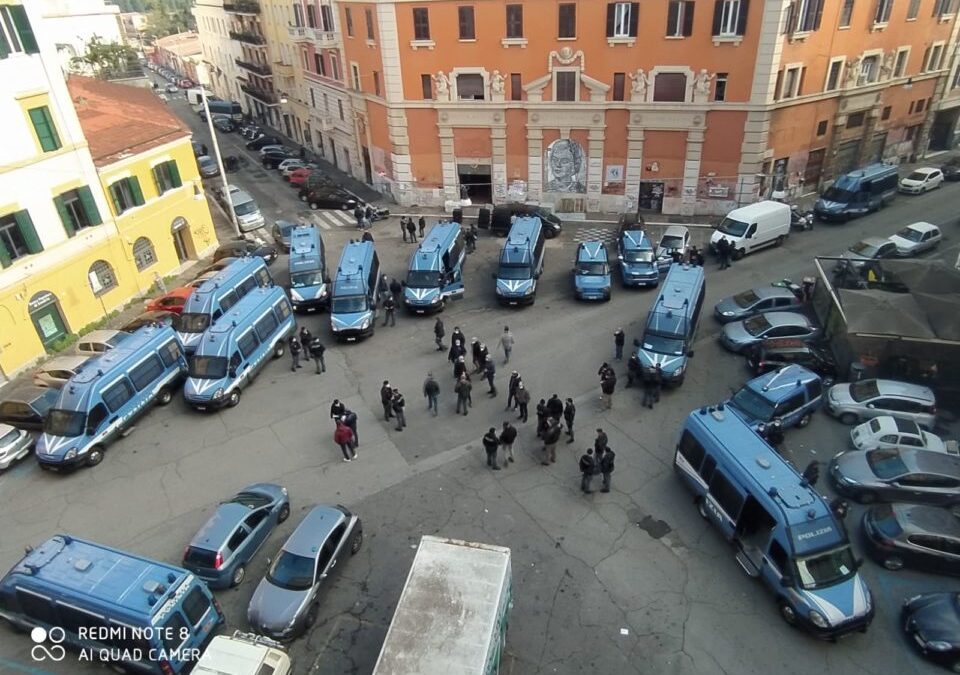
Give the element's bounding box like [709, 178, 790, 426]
[267, 550, 314, 590]
[822, 187, 854, 203]
[44, 409, 86, 437]
[179, 313, 211, 334]
[795, 545, 858, 590]
[331, 295, 367, 313]
[623, 250, 654, 263]
[234, 200, 259, 217]
[718, 218, 749, 237]
[406, 270, 441, 288]
[189, 356, 228, 379]
[728, 386, 775, 422]
[291, 271, 324, 288]
[641, 334, 685, 356]
[497, 264, 531, 280]
[577, 262, 608, 275]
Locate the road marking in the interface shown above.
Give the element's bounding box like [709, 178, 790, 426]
[310, 210, 356, 228]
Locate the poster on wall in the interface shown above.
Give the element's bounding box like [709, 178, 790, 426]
[544, 139, 586, 193]
[605, 165, 624, 183]
[37, 315, 58, 339]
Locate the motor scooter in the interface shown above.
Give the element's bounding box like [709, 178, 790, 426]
[789, 204, 814, 231]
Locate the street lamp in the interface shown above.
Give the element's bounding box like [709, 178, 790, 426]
[196, 62, 241, 238]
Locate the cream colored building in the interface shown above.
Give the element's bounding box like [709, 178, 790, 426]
[39, 0, 125, 75]
[193, 0, 245, 104]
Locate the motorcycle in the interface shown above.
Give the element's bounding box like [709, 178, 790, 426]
[240, 125, 262, 140]
[789, 204, 814, 231]
[361, 205, 390, 222]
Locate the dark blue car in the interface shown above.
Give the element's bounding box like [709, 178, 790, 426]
[183, 483, 290, 588]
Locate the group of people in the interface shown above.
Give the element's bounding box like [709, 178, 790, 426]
[288, 326, 326, 374]
[352, 204, 377, 230]
[715, 237, 735, 270]
[330, 399, 360, 461]
[399, 216, 426, 242]
[579, 432, 616, 494]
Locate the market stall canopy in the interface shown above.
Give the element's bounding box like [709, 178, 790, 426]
[839, 289, 936, 339]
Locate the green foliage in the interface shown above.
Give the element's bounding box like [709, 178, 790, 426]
[143, 0, 195, 37]
[48, 311, 121, 354]
[70, 36, 138, 77]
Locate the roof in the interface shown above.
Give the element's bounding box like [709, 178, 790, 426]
[334, 242, 375, 288]
[153, 31, 202, 57]
[763, 312, 813, 328]
[727, 200, 791, 219]
[190, 503, 250, 549]
[507, 216, 541, 243]
[901, 221, 938, 233]
[892, 504, 960, 537]
[620, 230, 652, 249]
[67, 76, 189, 166]
[284, 506, 343, 556]
[662, 225, 689, 237]
[746, 364, 819, 400]
[577, 241, 607, 261]
[752, 286, 798, 300]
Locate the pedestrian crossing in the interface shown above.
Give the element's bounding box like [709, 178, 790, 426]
[571, 225, 617, 246]
[302, 209, 357, 230]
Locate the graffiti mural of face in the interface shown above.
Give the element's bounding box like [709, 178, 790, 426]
[546, 139, 585, 192]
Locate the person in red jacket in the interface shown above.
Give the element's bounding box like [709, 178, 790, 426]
[334, 419, 357, 462]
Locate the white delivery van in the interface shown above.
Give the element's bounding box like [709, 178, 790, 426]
[186, 87, 214, 106]
[230, 188, 266, 232]
[193, 631, 292, 675]
[710, 200, 791, 260]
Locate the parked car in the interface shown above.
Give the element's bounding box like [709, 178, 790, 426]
[0, 385, 60, 431]
[0, 423, 35, 470]
[32, 355, 90, 389]
[720, 312, 821, 354]
[247, 504, 363, 640]
[212, 115, 235, 133]
[247, 135, 283, 150]
[197, 155, 220, 178]
[830, 447, 960, 505]
[279, 160, 315, 177]
[899, 167, 944, 194]
[212, 239, 279, 266]
[824, 379, 938, 429]
[835, 237, 899, 270]
[298, 186, 357, 211]
[262, 149, 295, 169]
[887, 222, 942, 257]
[164, 83, 179, 93]
[941, 156, 960, 180]
[145, 286, 196, 314]
[120, 310, 180, 333]
[290, 168, 332, 189]
[271, 220, 297, 253]
[196, 257, 237, 278]
[850, 416, 948, 454]
[862, 504, 960, 574]
[725, 364, 824, 430]
[746, 339, 839, 386]
[657, 225, 691, 264]
[178, 78, 194, 88]
[192, 141, 204, 157]
[74, 329, 130, 355]
[714, 285, 803, 323]
[490, 203, 563, 238]
[182, 483, 290, 588]
[257, 145, 287, 158]
[902, 592, 960, 671]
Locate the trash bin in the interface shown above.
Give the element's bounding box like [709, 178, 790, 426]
[848, 362, 867, 382]
[452, 208, 463, 224]
[477, 207, 490, 229]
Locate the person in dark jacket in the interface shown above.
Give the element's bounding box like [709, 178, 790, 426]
[365, 205, 374, 225]
[594, 428, 608, 454]
[535, 399, 548, 438]
[626, 353, 642, 388]
[451, 326, 466, 349]
[380, 381, 394, 420]
[465, 227, 477, 253]
[455, 375, 471, 415]
[597, 362, 614, 379]
[342, 409, 359, 445]
[600, 371, 617, 409]
[406, 218, 417, 243]
[400, 216, 408, 242]
[483, 360, 497, 396]
[434, 317, 445, 351]
[717, 237, 732, 270]
[299, 326, 312, 346]
[330, 399, 345, 424]
[514, 383, 530, 422]
[579, 449, 596, 492]
[334, 420, 357, 461]
[546, 394, 564, 423]
[448, 339, 465, 364]
[288, 334, 303, 371]
[499, 421, 517, 464]
[453, 355, 468, 381]
[423, 372, 440, 416]
[483, 428, 501, 470]
[418, 215, 426, 238]
[563, 398, 576, 442]
[392, 388, 406, 431]
[614, 328, 625, 360]
[542, 418, 562, 465]
[389, 278, 403, 306]
[471, 338, 482, 372]
[383, 295, 397, 326]
[361, 230, 374, 243]
[477, 343, 490, 371]
[599, 446, 615, 492]
[353, 205, 364, 228]
[308, 337, 326, 374]
[506, 371, 521, 410]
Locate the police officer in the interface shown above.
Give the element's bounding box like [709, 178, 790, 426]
[288, 334, 303, 371]
[380, 381, 394, 420]
[299, 326, 312, 346]
[389, 278, 403, 306]
[434, 317, 445, 351]
[383, 295, 397, 326]
[308, 336, 326, 374]
[563, 398, 576, 443]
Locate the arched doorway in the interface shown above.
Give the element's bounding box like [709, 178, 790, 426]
[171, 216, 196, 263]
[28, 291, 68, 348]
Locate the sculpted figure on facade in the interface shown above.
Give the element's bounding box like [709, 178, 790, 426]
[491, 70, 505, 95]
[434, 71, 450, 100]
[845, 56, 861, 86]
[628, 68, 649, 100]
[693, 69, 714, 102]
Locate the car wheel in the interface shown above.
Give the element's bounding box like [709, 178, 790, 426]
[839, 412, 859, 425]
[733, 248, 745, 261]
[299, 192, 308, 202]
[87, 445, 105, 467]
[697, 498, 709, 520]
[351, 527, 364, 554]
[227, 390, 241, 408]
[231, 565, 245, 587]
[273, 341, 285, 358]
[882, 556, 904, 571]
[797, 413, 812, 428]
[951, 659, 960, 674]
[305, 604, 319, 628]
[156, 386, 174, 406]
[857, 491, 877, 504]
[775, 235, 786, 246]
[822, 376, 835, 388]
[309, 201, 320, 210]
[778, 600, 797, 626]
[278, 503, 290, 523]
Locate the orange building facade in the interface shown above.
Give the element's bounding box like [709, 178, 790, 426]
[277, 0, 960, 215]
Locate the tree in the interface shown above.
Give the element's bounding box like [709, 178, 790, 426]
[70, 36, 138, 78]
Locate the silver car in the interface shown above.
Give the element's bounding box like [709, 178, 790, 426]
[0, 424, 33, 470]
[887, 222, 942, 257]
[834, 237, 898, 272]
[247, 505, 362, 640]
[719, 311, 820, 353]
[33, 355, 90, 389]
[197, 155, 220, 178]
[830, 448, 960, 506]
[713, 285, 803, 323]
[824, 379, 937, 429]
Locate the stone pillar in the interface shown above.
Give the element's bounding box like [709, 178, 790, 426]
[736, 111, 771, 205]
[438, 125, 458, 202]
[491, 119, 507, 203]
[681, 127, 705, 216]
[387, 108, 414, 204]
[527, 125, 543, 201]
[587, 124, 605, 212]
[624, 117, 645, 212]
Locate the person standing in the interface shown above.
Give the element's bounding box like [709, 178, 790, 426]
[499, 421, 517, 464]
[535, 399, 548, 438]
[434, 318, 445, 351]
[383, 295, 397, 326]
[299, 326, 313, 346]
[599, 445, 615, 493]
[483, 359, 497, 396]
[380, 381, 394, 420]
[563, 398, 576, 443]
[594, 428, 608, 455]
[334, 419, 357, 461]
[379, 274, 391, 305]
[477, 343, 490, 372]
[392, 388, 406, 431]
[289, 334, 303, 371]
[455, 375, 471, 415]
[364, 205, 374, 228]
[451, 326, 466, 349]
[423, 372, 440, 416]
[418, 215, 426, 239]
[626, 353, 642, 389]
[546, 394, 564, 423]
[400, 216, 409, 242]
[406, 218, 417, 243]
[448, 339, 465, 365]
[500, 326, 515, 363]
[579, 449, 596, 493]
[453, 355, 468, 381]
[506, 371, 521, 411]
[542, 418, 561, 465]
[342, 409, 359, 446]
[649, 364, 663, 408]
[718, 237, 731, 270]
[515, 383, 530, 422]
[600, 370, 617, 409]
[308, 336, 326, 374]
[471, 338, 482, 373]
[614, 328, 625, 361]
[361, 230, 374, 243]
[390, 278, 403, 307]
[642, 369, 657, 409]
[598, 362, 614, 379]
[353, 205, 364, 228]
[483, 428, 501, 470]
[330, 399, 345, 425]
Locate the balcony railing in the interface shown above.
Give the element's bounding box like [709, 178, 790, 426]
[312, 29, 338, 47]
[287, 25, 310, 41]
[235, 58, 272, 76]
[229, 30, 266, 46]
[240, 82, 279, 105]
[224, 1, 260, 14]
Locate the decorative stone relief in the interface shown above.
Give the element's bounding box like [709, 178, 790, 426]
[845, 57, 861, 87]
[490, 70, 505, 102]
[880, 50, 895, 79]
[549, 46, 585, 71]
[628, 69, 650, 102]
[692, 70, 715, 103]
[434, 71, 450, 101]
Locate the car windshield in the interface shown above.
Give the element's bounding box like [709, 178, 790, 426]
[660, 235, 684, 250]
[718, 218, 749, 237]
[498, 264, 531, 280]
[291, 271, 324, 288]
[179, 313, 210, 334]
[44, 409, 86, 438]
[743, 315, 772, 336]
[277, 224, 294, 238]
[266, 550, 315, 591]
[896, 227, 923, 242]
[870, 505, 904, 538]
[406, 270, 441, 288]
[866, 449, 909, 479]
[795, 545, 858, 590]
[623, 250, 654, 263]
[849, 379, 880, 402]
[848, 241, 879, 257]
[189, 355, 228, 380]
[822, 187, 854, 203]
[729, 386, 776, 422]
[331, 295, 367, 313]
[642, 334, 686, 356]
[577, 262, 608, 275]
[733, 290, 760, 308]
[234, 201, 259, 217]
[907, 171, 929, 181]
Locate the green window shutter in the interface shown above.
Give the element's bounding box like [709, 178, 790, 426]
[108, 184, 122, 215]
[29, 107, 61, 152]
[168, 161, 182, 188]
[14, 210, 43, 254]
[77, 186, 102, 225]
[53, 195, 75, 237]
[0, 28, 10, 59]
[9, 5, 39, 54]
[129, 177, 145, 206]
[0, 236, 10, 268]
[151, 166, 163, 194]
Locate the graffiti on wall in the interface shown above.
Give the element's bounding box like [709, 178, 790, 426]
[543, 138, 586, 193]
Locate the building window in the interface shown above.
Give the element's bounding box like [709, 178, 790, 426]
[306, 5, 317, 28]
[909, 100, 915, 113]
[874, 0, 893, 23]
[338, 99, 344, 121]
[54, 187, 102, 236]
[881, 105, 892, 120]
[613, 72, 626, 100]
[321, 5, 334, 31]
[330, 54, 341, 81]
[667, 1, 695, 36]
[925, 44, 945, 71]
[133, 237, 157, 271]
[894, 48, 908, 77]
[816, 120, 828, 135]
[555, 71, 577, 101]
[906, 124, 920, 141]
[787, 0, 824, 32]
[934, 0, 955, 15]
[88, 260, 117, 296]
[373, 71, 381, 97]
[459, 6, 476, 39]
[907, 0, 921, 17]
[421, 73, 433, 99]
[781, 66, 803, 98]
[846, 111, 865, 128]
[714, 72, 728, 100]
[559, 3, 576, 38]
[916, 98, 925, 113]
[825, 59, 843, 91]
[0, 5, 40, 58]
[858, 55, 879, 84]
[506, 4, 523, 38]
[28, 106, 61, 153]
[293, 4, 304, 27]
[713, 0, 747, 36]
[351, 63, 361, 90]
[511, 73, 522, 100]
[607, 2, 639, 37]
[412, 7, 430, 40]
[108, 177, 145, 215]
[952, 67, 960, 88]
[365, 8, 375, 40]
[0, 210, 42, 268]
[345, 7, 354, 36]
[653, 72, 687, 102]
[838, 0, 855, 26]
[152, 160, 182, 195]
[457, 73, 485, 100]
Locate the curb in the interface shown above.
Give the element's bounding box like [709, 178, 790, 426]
[386, 213, 718, 229]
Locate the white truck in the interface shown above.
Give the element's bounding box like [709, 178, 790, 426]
[372, 536, 513, 675]
[192, 631, 292, 675]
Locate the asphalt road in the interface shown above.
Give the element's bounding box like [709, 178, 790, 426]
[1, 84, 959, 675]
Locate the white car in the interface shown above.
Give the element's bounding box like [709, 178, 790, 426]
[0, 423, 34, 470]
[164, 83, 179, 94]
[898, 167, 944, 194]
[74, 329, 130, 355]
[33, 355, 90, 389]
[657, 225, 691, 266]
[278, 160, 315, 178]
[849, 416, 949, 454]
[887, 222, 942, 257]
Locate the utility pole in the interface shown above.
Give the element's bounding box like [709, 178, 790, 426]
[196, 63, 241, 238]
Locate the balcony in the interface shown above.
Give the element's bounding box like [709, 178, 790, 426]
[229, 30, 266, 46]
[312, 29, 339, 48]
[273, 61, 294, 77]
[235, 58, 272, 77]
[287, 25, 311, 42]
[224, 1, 260, 14]
[241, 82, 279, 105]
[311, 111, 335, 131]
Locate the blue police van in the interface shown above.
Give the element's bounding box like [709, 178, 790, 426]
[494, 216, 545, 306]
[36, 325, 186, 470]
[813, 163, 899, 222]
[177, 258, 274, 353]
[573, 241, 611, 301]
[674, 406, 874, 638]
[330, 241, 381, 341]
[636, 263, 705, 386]
[287, 224, 328, 312]
[0, 534, 224, 674]
[404, 221, 466, 314]
[617, 229, 659, 287]
[184, 286, 295, 410]
[726, 364, 824, 431]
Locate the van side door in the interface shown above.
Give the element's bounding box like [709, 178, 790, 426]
[704, 470, 744, 541]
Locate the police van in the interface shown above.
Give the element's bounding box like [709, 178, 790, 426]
[573, 241, 611, 301]
[617, 229, 659, 288]
[0, 534, 224, 674]
[330, 241, 381, 341]
[674, 406, 874, 638]
[404, 221, 465, 314]
[184, 286, 295, 410]
[36, 325, 186, 470]
[287, 224, 328, 312]
[726, 364, 824, 431]
[813, 163, 899, 222]
[636, 263, 705, 386]
[178, 258, 274, 353]
[493, 216, 545, 306]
